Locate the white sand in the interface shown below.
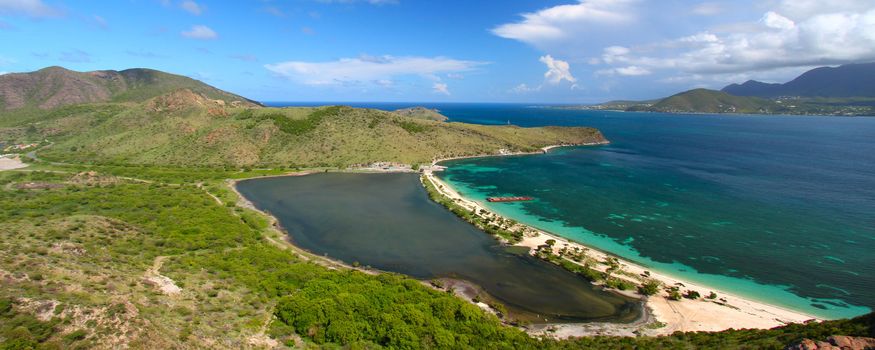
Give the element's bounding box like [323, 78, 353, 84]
[423, 169, 819, 337]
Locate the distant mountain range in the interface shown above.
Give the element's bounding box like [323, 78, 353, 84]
[0, 66, 260, 111]
[722, 62, 875, 98]
[579, 62, 875, 116]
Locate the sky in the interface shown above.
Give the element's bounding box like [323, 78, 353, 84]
[1, 0, 874, 103]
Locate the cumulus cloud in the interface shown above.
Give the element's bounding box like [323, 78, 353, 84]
[432, 82, 450, 95]
[180, 0, 203, 15]
[264, 55, 486, 86]
[0, 0, 61, 17]
[540, 55, 577, 84]
[594, 0, 875, 79]
[492, 0, 637, 49]
[181, 25, 217, 40]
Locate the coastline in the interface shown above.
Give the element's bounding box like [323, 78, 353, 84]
[426, 141, 610, 169]
[423, 144, 821, 337]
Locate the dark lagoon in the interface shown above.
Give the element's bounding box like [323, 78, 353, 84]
[236, 172, 641, 323]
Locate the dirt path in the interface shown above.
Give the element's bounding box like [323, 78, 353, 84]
[143, 256, 182, 296]
[197, 183, 223, 205]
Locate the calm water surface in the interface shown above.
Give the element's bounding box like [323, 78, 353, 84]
[237, 173, 641, 323]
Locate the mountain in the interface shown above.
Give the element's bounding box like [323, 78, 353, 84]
[722, 62, 875, 98]
[30, 96, 603, 167]
[0, 67, 605, 167]
[0, 66, 260, 111]
[640, 88, 778, 114]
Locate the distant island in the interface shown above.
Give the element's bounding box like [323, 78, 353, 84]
[567, 62, 875, 116]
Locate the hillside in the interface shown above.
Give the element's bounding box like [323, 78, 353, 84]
[639, 88, 779, 114]
[392, 107, 449, 121]
[0, 66, 260, 112]
[5, 89, 604, 168]
[722, 62, 875, 98]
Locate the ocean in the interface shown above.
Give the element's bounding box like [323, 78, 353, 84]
[269, 102, 875, 319]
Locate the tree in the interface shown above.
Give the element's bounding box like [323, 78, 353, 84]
[639, 280, 661, 296]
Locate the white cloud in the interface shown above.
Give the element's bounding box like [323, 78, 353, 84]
[0, 71, 8, 75]
[181, 25, 217, 40]
[0, 0, 60, 17]
[510, 83, 542, 93]
[180, 0, 203, 15]
[692, 2, 722, 16]
[599, 65, 651, 76]
[374, 79, 393, 87]
[540, 55, 577, 84]
[264, 55, 486, 86]
[432, 82, 450, 95]
[595, 1, 875, 77]
[492, 0, 637, 49]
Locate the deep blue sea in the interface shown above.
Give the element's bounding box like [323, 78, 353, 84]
[269, 102, 875, 319]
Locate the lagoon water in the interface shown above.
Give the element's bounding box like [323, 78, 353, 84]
[268, 102, 875, 319]
[237, 173, 641, 323]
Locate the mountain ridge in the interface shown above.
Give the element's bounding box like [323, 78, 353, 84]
[722, 62, 875, 98]
[0, 66, 261, 111]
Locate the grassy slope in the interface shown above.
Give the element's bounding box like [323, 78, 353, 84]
[0, 67, 260, 127]
[647, 89, 778, 114]
[27, 98, 604, 168]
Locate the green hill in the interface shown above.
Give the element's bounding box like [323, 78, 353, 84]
[643, 88, 779, 114]
[13, 89, 604, 168]
[0, 67, 260, 124]
[392, 107, 449, 121]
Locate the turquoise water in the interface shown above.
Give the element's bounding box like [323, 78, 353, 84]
[426, 108, 875, 320]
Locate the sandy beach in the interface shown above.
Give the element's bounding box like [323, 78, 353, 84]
[422, 147, 820, 337]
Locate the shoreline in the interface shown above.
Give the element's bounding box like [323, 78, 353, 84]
[427, 141, 610, 168]
[422, 150, 822, 336]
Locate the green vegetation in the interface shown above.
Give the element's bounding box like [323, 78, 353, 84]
[236, 106, 341, 136]
[639, 279, 662, 296]
[422, 176, 523, 243]
[392, 107, 449, 122]
[10, 98, 603, 168]
[633, 89, 780, 114]
[0, 66, 259, 114]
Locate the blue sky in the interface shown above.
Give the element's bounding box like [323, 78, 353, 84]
[1, 0, 874, 103]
